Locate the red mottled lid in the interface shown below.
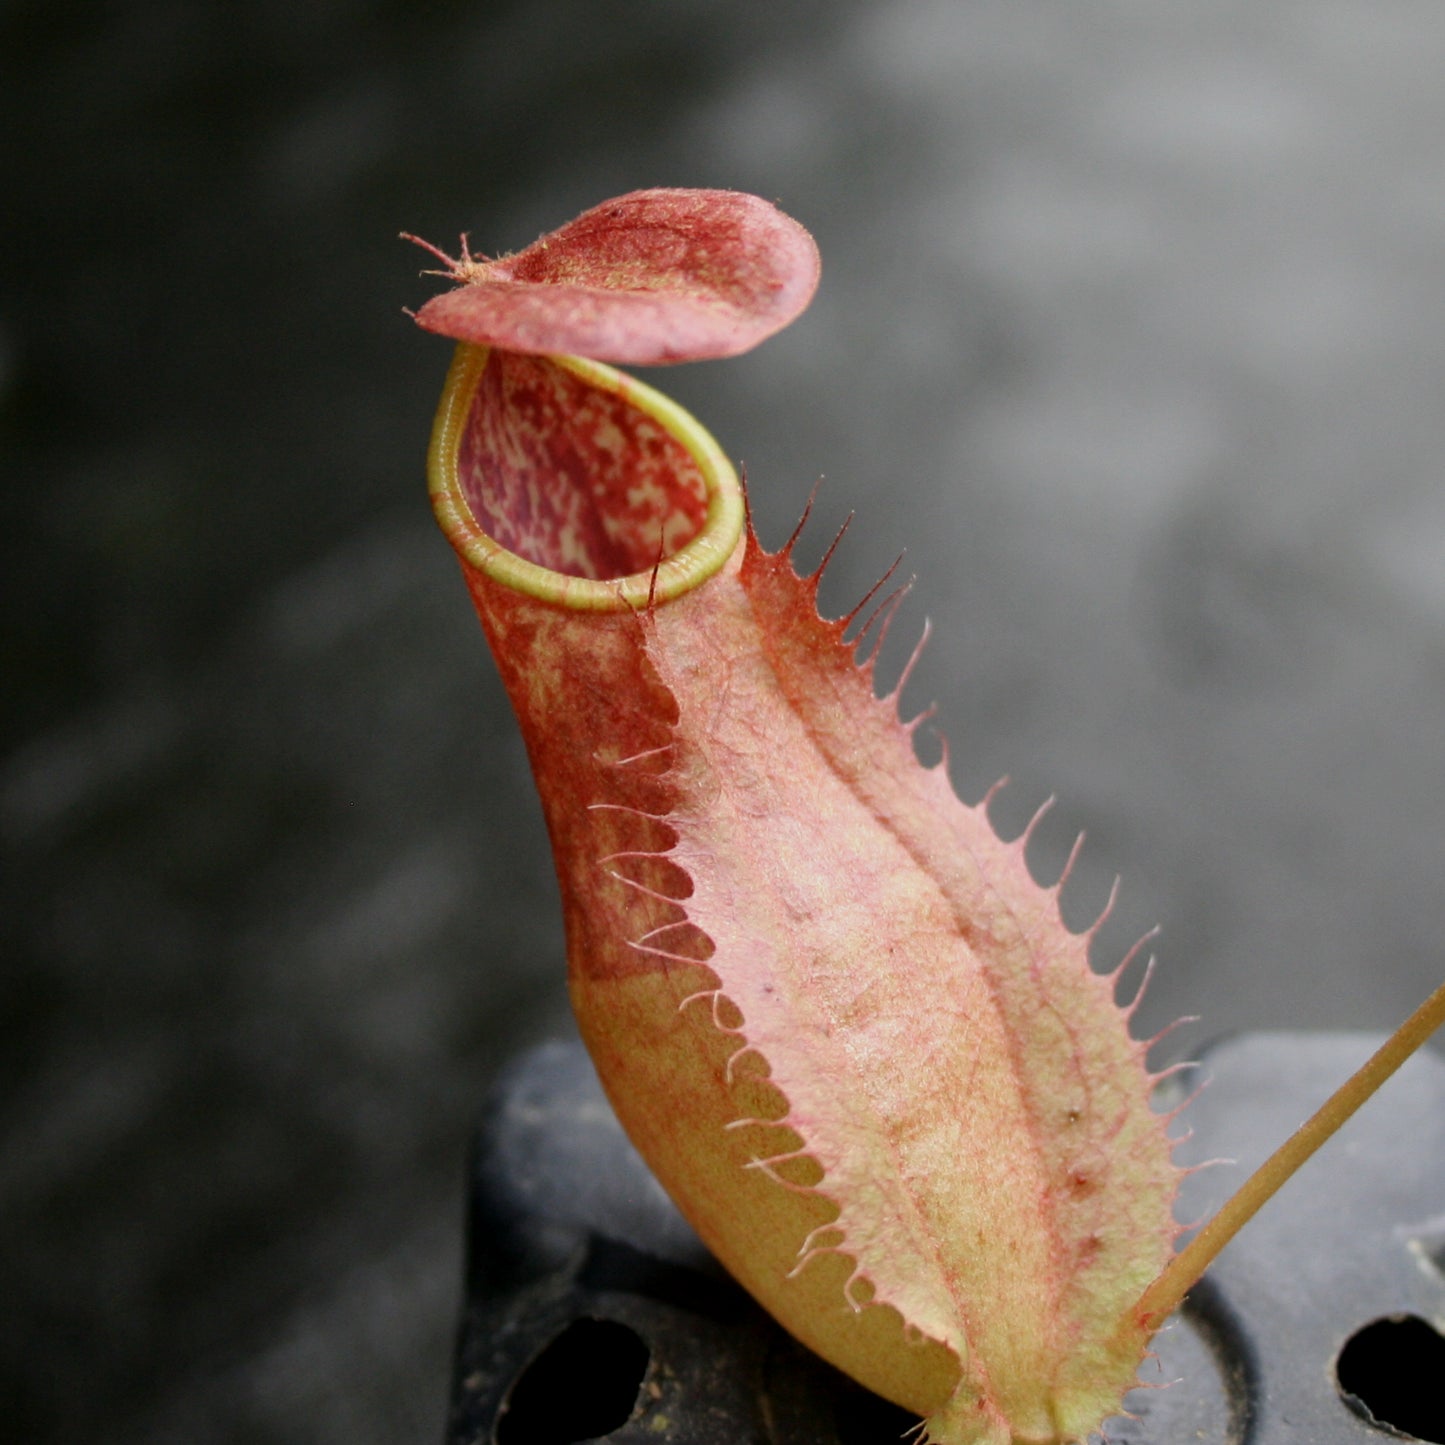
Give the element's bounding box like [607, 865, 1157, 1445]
[407, 188, 819, 365]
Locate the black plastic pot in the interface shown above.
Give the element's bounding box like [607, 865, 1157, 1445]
[445, 1033, 1445, 1445]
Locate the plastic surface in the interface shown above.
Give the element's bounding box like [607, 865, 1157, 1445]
[446, 1033, 1445, 1444]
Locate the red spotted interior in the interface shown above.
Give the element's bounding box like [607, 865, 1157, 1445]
[457, 352, 711, 579]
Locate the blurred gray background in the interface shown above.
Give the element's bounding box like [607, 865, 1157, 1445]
[3, 2, 1443, 1441]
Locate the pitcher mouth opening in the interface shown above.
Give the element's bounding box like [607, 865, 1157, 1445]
[428, 344, 744, 610]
